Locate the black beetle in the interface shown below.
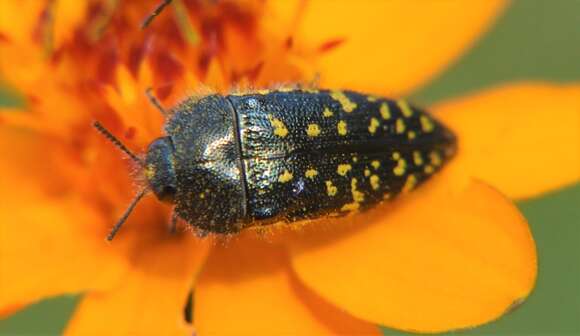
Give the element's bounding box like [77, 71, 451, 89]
[95, 88, 456, 240]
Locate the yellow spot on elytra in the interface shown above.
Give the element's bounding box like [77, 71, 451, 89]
[278, 170, 293, 183]
[199, 193, 205, 199]
[420, 115, 435, 132]
[402, 174, 418, 193]
[351, 178, 365, 202]
[398, 100, 413, 117]
[371, 160, 380, 169]
[413, 151, 424, 166]
[337, 120, 348, 136]
[325, 180, 338, 196]
[305, 169, 318, 179]
[306, 123, 321, 137]
[380, 103, 391, 120]
[322, 107, 334, 117]
[396, 118, 406, 134]
[145, 164, 155, 179]
[341, 202, 360, 211]
[392, 152, 401, 160]
[370, 175, 380, 190]
[352, 156, 358, 163]
[364, 168, 371, 177]
[268, 115, 289, 137]
[430, 151, 442, 166]
[424, 165, 434, 174]
[368, 117, 380, 134]
[337, 164, 352, 176]
[367, 95, 378, 102]
[407, 131, 416, 140]
[331, 91, 357, 112]
[394, 158, 407, 176]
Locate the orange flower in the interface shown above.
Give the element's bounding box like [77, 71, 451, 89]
[1, 1, 578, 335]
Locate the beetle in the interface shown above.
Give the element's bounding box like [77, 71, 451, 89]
[95, 88, 456, 240]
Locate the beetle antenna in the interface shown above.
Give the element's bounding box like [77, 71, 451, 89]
[107, 188, 148, 241]
[141, 0, 173, 29]
[93, 121, 144, 167]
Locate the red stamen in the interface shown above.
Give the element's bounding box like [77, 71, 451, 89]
[285, 36, 294, 49]
[318, 38, 346, 53]
[124, 127, 137, 140]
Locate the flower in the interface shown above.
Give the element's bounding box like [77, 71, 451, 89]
[0, 0, 578, 335]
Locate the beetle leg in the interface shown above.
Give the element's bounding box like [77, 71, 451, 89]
[141, 0, 173, 29]
[183, 289, 194, 325]
[145, 87, 169, 116]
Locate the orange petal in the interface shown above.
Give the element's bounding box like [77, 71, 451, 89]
[52, 0, 89, 49]
[0, 127, 92, 196]
[0, 1, 44, 43]
[269, 0, 507, 95]
[434, 83, 580, 200]
[65, 236, 210, 336]
[0, 0, 88, 49]
[195, 238, 381, 335]
[103, 64, 165, 144]
[0, 187, 125, 314]
[285, 162, 536, 332]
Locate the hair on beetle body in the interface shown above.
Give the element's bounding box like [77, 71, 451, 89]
[95, 87, 457, 240]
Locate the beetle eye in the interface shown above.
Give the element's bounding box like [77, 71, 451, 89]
[159, 185, 176, 200]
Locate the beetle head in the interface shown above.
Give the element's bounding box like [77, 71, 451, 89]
[145, 136, 177, 202]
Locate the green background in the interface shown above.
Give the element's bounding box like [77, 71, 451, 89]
[1, 1, 579, 335]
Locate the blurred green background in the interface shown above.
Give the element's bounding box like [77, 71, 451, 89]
[1, 1, 579, 335]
